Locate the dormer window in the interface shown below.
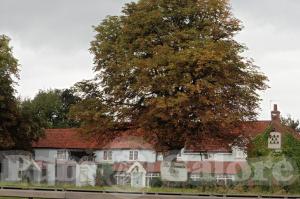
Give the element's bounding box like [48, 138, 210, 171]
[129, 150, 138, 161]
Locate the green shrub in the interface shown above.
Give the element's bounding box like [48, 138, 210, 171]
[95, 164, 114, 186]
[149, 177, 162, 187]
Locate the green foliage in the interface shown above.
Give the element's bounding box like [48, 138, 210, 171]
[249, 126, 300, 167]
[0, 35, 43, 149]
[281, 115, 300, 131]
[95, 164, 115, 186]
[149, 177, 163, 187]
[0, 35, 19, 148]
[23, 89, 81, 129]
[247, 125, 272, 158]
[282, 133, 300, 170]
[71, 0, 268, 150]
[248, 127, 300, 191]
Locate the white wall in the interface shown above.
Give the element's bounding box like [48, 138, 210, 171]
[0, 154, 33, 182]
[1, 158, 19, 181]
[76, 163, 97, 186]
[34, 149, 73, 162]
[95, 149, 157, 163]
[178, 147, 247, 162]
[34, 149, 58, 162]
[34, 149, 64, 185]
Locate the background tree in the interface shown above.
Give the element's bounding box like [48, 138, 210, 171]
[71, 0, 268, 150]
[69, 80, 117, 137]
[0, 35, 43, 149]
[23, 88, 81, 129]
[281, 115, 300, 132]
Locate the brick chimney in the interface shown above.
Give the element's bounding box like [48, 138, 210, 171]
[271, 104, 281, 123]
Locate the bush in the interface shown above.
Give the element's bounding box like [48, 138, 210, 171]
[95, 164, 114, 186]
[149, 177, 162, 187]
[186, 179, 201, 189]
[162, 181, 190, 188]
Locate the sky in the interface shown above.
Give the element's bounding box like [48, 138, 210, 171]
[0, 0, 299, 120]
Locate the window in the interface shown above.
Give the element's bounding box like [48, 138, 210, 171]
[190, 173, 214, 182]
[190, 174, 201, 181]
[67, 166, 73, 178]
[57, 150, 66, 160]
[55, 165, 58, 178]
[42, 167, 47, 177]
[134, 151, 138, 160]
[19, 158, 24, 169]
[115, 172, 130, 185]
[103, 151, 112, 160]
[203, 153, 209, 160]
[104, 151, 107, 160]
[18, 171, 22, 179]
[216, 174, 234, 185]
[129, 151, 133, 160]
[129, 151, 138, 161]
[18, 158, 24, 179]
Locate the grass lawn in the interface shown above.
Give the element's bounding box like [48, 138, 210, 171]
[0, 182, 299, 196]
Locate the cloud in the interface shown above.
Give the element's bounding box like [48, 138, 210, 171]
[232, 0, 300, 119]
[1, 0, 299, 120]
[0, 0, 132, 98]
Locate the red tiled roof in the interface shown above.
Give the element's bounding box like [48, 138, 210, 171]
[185, 121, 271, 152]
[103, 136, 153, 150]
[113, 162, 131, 172]
[237, 121, 271, 138]
[33, 121, 271, 151]
[32, 129, 102, 149]
[33, 129, 153, 150]
[145, 162, 162, 173]
[186, 161, 247, 175]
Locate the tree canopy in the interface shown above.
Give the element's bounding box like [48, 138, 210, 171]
[0, 35, 43, 149]
[71, 0, 268, 150]
[23, 88, 81, 129]
[281, 115, 300, 132]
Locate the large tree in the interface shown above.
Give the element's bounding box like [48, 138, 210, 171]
[0, 35, 43, 149]
[71, 0, 268, 150]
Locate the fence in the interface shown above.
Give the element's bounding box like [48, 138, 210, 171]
[0, 187, 300, 199]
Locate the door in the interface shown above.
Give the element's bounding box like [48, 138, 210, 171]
[131, 172, 143, 187]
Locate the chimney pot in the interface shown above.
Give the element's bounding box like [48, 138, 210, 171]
[274, 104, 278, 111]
[271, 104, 280, 123]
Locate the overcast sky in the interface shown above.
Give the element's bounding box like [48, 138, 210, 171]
[0, 0, 299, 120]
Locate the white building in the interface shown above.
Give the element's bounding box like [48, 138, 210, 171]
[32, 128, 163, 187]
[1, 105, 285, 187]
[0, 151, 40, 183]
